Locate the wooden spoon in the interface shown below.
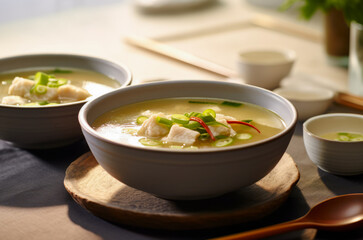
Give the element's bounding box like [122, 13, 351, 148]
[211, 193, 363, 240]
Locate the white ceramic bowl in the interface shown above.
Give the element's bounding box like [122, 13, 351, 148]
[303, 113, 363, 176]
[79, 80, 297, 200]
[0, 54, 132, 149]
[237, 49, 296, 90]
[274, 87, 335, 121]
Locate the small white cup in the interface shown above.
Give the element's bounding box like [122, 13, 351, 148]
[237, 49, 296, 90]
[303, 113, 363, 176]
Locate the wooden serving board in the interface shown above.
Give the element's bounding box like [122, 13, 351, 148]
[64, 152, 299, 230]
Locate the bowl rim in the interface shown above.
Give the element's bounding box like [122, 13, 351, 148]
[303, 113, 363, 143]
[237, 48, 296, 66]
[0, 53, 132, 108]
[79, 80, 297, 154]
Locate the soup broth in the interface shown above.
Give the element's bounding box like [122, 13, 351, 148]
[93, 98, 286, 149]
[0, 68, 120, 106]
[320, 132, 363, 142]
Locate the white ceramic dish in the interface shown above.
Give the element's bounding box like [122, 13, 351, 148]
[0, 54, 132, 149]
[274, 87, 335, 121]
[236, 49, 296, 90]
[79, 80, 297, 200]
[303, 113, 363, 176]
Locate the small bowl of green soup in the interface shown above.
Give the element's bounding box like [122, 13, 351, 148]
[303, 113, 363, 176]
[79, 80, 297, 200]
[0, 54, 132, 149]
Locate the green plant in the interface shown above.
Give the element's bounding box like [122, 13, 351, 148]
[280, 0, 363, 25]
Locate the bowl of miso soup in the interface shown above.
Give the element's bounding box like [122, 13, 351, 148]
[0, 54, 132, 149]
[303, 113, 363, 176]
[79, 80, 297, 200]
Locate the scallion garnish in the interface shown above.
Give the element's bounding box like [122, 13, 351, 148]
[47, 78, 68, 88]
[199, 133, 210, 141]
[156, 117, 173, 127]
[200, 115, 215, 123]
[34, 72, 49, 86]
[47, 68, 73, 74]
[171, 114, 189, 124]
[185, 112, 203, 118]
[34, 85, 47, 95]
[221, 101, 242, 107]
[202, 109, 216, 118]
[136, 116, 148, 125]
[212, 137, 234, 147]
[183, 121, 200, 130]
[190, 116, 216, 141]
[139, 138, 162, 146]
[38, 101, 49, 105]
[207, 121, 229, 128]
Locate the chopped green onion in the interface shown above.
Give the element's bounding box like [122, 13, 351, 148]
[171, 114, 190, 124]
[203, 109, 216, 118]
[136, 116, 148, 125]
[207, 121, 229, 128]
[183, 121, 200, 130]
[47, 68, 73, 74]
[336, 132, 363, 142]
[57, 78, 68, 85]
[338, 132, 349, 136]
[47, 78, 68, 88]
[185, 112, 203, 118]
[196, 127, 207, 133]
[221, 101, 242, 107]
[34, 72, 49, 86]
[34, 85, 47, 95]
[351, 136, 363, 141]
[201, 115, 215, 123]
[156, 117, 173, 127]
[212, 137, 234, 147]
[215, 135, 228, 139]
[190, 116, 216, 141]
[242, 120, 253, 123]
[139, 138, 162, 146]
[337, 133, 351, 141]
[236, 133, 253, 140]
[38, 101, 49, 105]
[199, 133, 210, 140]
[188, 100, 218, 105]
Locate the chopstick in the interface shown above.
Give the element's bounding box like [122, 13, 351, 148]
[124, 35, 363, 111]
[335, 92, 363, 111]
[124, 35, 237, 78]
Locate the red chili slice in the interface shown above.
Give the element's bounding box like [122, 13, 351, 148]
[189, 116, 216, 141]
[227, 120, 261, 133]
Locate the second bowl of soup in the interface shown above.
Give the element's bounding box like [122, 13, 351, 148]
[79, 80, 297, 200]
[0, 54, 132, 148]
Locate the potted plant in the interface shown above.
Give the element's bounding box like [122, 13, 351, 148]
[281, 0, 363, 67]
